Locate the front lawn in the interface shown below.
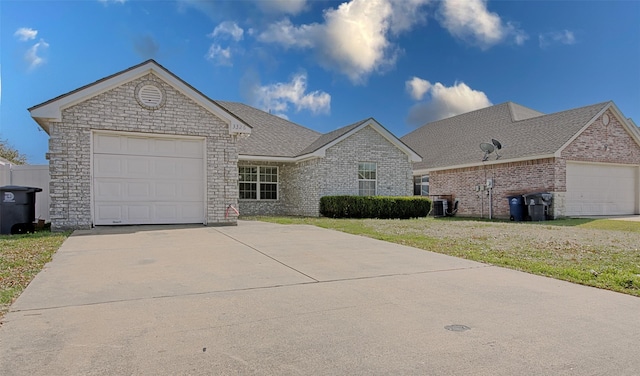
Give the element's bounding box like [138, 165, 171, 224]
[248, 216, 640, 297]
[0, 230, 69, 318]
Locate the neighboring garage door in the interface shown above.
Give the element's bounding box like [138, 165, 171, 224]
[93, 132, 205, 225]
[565, 162, 638, 216]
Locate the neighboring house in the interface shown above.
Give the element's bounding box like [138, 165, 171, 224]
[28, 60, 420, 231]
[401, 102, 640, 218]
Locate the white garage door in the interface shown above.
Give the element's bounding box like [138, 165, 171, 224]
[93, 133, 205, 225]
[566, 162, 638, 216]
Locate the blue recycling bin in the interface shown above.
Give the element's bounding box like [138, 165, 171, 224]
[507, 195, 525, 221]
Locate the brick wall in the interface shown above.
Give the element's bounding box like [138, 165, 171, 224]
[431, 158, 558, 219]
[561, 109, 640, 163]
[239, 125, 414, 217]
[46, 73, 238, 230]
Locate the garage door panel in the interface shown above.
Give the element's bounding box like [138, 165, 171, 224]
[93, 133, 205, 225]
[94, 134, 124, 154]
[95, 205, 123, 222]
[127, 182, 151, 198]
[94, 156, 123, 176]
[94, 181, 122, 200]
[94, 202, 204, 224]
[95, 179, 204, 202]
[127, 205, 152, 221]
[566, 163, 637, 216]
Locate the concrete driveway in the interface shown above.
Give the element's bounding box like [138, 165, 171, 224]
[1, 221, 639, 375]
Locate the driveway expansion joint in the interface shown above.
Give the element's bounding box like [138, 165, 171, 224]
[212, 228, 320, 283]
[7, 265, 489, 315]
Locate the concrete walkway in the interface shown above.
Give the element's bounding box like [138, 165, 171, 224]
[1, 221, 639, 375]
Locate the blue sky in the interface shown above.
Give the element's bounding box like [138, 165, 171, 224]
[1, 0, 639, 164]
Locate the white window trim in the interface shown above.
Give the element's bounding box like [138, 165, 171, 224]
[419, 175, 429, 196]
[239, 166, 279, 201]
[358, 162, 377, 196]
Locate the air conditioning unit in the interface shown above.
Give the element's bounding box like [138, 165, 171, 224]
[432, 199, 448, 217]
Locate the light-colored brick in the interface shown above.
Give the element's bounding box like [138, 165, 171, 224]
[45, 73, 238, 231]
[239, 125, 414, 216]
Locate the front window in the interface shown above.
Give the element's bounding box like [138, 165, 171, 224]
[239, 166, 278, 200]
[413, 175, 429, 196]
[358, 162, 377, 196]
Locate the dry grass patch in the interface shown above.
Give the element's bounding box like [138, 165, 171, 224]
[0, 231, 69, 318]
[248, 216, 640, 297]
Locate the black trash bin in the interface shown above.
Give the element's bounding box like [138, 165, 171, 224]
[507, 195, 525, 221]
[0, 186, 42, 235]
[523, 192, 552, 221]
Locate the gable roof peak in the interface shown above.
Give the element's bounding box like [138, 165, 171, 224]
[29, 59, 251, 135]
[506, 102, 545, 121]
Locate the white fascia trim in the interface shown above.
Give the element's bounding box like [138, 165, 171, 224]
[415, 154, 557, 174]
[609, 103, 640, 146]
[238, 154, 321, 163]
[566, 160, 640, 168]
[316, 120, 422, 162]
[555, 102, 611, 157]
[29, 61, 251, 135]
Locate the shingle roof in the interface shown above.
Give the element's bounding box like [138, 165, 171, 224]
[215, 101, 321, 157]
[401, 101, 609, 171]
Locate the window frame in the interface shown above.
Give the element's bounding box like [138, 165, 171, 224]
[358, 162, 377, 196]
[238, 166, 279, 201]
[413, 175, 429, 196]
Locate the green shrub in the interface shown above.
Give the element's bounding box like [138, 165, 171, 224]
[320, 196, 431, 219]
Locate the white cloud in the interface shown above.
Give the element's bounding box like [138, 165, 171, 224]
[98, 0, 127, 4]
[438, 0, 527, 49]
[205, 44, 232, 66]
[210, 21, 244, 41]
[258, 0, 430, 83]
[25, 39, 49, 70]
[14, 27, 38, 41]
[255, 0, 307, 15]
[406, 79, 492, 126]
[252, 73, 331, 117]
[539, 30, 576, 48]
[406, 76, 432, 101]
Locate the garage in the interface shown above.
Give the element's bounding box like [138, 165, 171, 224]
[565, 162, 638, 216]
[92, 132, 205, 225]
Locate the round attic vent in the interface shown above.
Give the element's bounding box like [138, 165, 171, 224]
[135, 81, 166, 110]
[602, 113, 610, 126]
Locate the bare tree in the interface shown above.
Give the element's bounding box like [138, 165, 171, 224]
[0, 139, 27, 165]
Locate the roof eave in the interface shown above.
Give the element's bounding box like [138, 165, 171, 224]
[555, 102, 611, 156]
[413, 154, 557, 175]
[29, 60, 251, 136]
[238, 153, 322, 163]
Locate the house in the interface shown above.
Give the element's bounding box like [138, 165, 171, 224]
[401, 102, 640, 218]
[28, 60, 420, 231]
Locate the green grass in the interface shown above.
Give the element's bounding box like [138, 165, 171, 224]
[246, 216, 640, 297]
[0, 230, 69, 317]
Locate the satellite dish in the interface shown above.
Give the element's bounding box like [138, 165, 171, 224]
[480, 143, 495, 153]
[480, 142, 495, 161]
[492, 139, 502, 159]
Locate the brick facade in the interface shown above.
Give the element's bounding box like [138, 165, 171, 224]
[428, 109, 640, 219]
[46, 73, 238, 231]
[430, 158, 558, 219]
[239, 125, 414, 217]
[561, 109, 640, 164]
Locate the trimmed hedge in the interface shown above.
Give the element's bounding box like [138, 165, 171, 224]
[320, 195, 431, 219]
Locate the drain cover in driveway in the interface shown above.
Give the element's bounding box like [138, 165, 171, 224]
[445, 325, 471, 332]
